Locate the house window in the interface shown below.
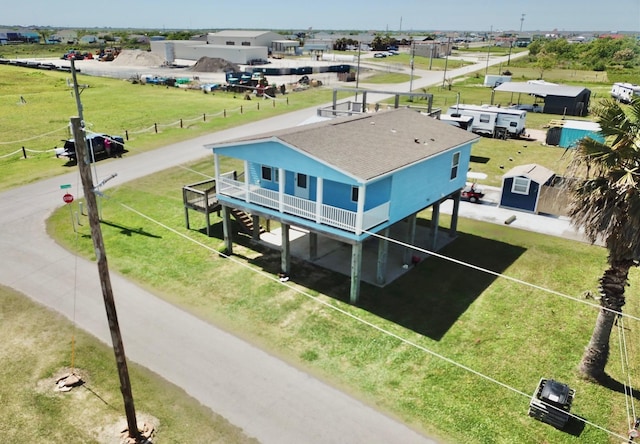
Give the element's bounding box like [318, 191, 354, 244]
[479, 114, 490, 123]
[226, 41, 235, 45]
[450, 152, 460, 180]
[261, 165, 272, 181]
[261, 166, 278, 182]
[241, 41, 251, 46]
[512, 177, 531, 194]
[351, 186, 359, 203]
[296, 173, 307, 188]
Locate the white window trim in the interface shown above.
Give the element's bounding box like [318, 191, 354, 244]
[261, 166, 279, 183]
[351, 186, 359, 203]
[511, 177, 531, 195]
[450, 151, 461, 180]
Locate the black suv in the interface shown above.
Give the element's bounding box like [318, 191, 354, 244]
[59, 134, 125, 163]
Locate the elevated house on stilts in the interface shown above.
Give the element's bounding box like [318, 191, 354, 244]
[204, 108, 479, 303]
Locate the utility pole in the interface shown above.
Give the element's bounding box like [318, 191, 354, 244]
[69, 60, 141, 443]
[442, 37, 451, 89]
[485, 25, 492, 75]
[408, 40, 415, 100]
[355, 41, 361, 104]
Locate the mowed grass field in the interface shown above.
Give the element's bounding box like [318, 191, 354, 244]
[0, 285, 257, 443]
[45, 155, 640, 443]
[5, 56, 640, 443]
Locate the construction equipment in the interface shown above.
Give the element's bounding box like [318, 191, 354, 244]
[98, 47, 121, 62]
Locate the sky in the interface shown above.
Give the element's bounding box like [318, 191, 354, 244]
[3, 0, 639, 32]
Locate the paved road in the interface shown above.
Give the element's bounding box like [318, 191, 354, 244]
[0, 53, 527, 443]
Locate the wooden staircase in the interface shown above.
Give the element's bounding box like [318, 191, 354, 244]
[231, 208, 266, 236]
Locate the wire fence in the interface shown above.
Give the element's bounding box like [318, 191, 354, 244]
[0, 95, 291, 163]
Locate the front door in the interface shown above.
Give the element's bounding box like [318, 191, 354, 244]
[294, 173, 309, 199]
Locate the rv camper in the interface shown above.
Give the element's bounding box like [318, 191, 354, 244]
[610, 82, 640, 104]
[446, 104, 527, 139]
[439, 114, 474, 131]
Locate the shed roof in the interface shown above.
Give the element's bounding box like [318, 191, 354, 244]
[494, 82, 589, 98]
[548, 119, 601, 131]
[209, 108, 479, 181]
[503, 163, 555, 184]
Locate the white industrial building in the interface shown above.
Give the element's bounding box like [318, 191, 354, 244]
[150, 30, 298, 65]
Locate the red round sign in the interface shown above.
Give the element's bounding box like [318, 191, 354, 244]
[62, 193, 74, 204]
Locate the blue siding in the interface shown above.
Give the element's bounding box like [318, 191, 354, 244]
[324, 180, 356, 211]
[367, 177, 392, 208]
[500, 177, 538, 212]
[387, 146, 471, 224]
[215, 141, 356, 183]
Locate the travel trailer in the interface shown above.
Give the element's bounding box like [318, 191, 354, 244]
[610, 82, 640, 104]
[446, 104, 527, 139]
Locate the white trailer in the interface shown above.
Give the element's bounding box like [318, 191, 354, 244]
[611, 82, 640, 104]
[439, 114, 474, 131]
[446, 104, 527, 139]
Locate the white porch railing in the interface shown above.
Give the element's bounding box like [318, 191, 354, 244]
[217, 176, 389, 233]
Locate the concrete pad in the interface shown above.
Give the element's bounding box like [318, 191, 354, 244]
[260, 220, 456, 287]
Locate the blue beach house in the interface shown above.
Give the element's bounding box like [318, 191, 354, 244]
[206, 108, 479, 302]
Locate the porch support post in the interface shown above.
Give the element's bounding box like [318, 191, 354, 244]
[432, 202, 440, 251]
[281, 223, 291, 275]
[350, 242, 362, 304]
[315, 177, 324, 223]
[214, 153, 221, 181]
[361, 91, 367, 112]
[355, 184, 365, 235]
[252, 215, 261, 240]
[184, 186, 190, 231]
[403, 214, 417, 265]
[309, 232, 318, 261]
[244, 160, 250, 202]
[206, 206, 212, 237]
[376, 228, 389, 285]
[278, 167, 285, 212]
[450, 192, 460, 237]
[221, 205, 233, 255]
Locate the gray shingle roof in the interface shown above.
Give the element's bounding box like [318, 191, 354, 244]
[212, 108, 479, 181]
[503, 163, 555, 184]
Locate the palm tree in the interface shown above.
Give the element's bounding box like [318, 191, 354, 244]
[567, 97, 640, 381]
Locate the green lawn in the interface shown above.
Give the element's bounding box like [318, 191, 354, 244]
[46, 156, 640, 443]
[0, 64, 339, 192]
[0, 285, 257, 444]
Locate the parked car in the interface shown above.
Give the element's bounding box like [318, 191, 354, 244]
[58, 134, 125, 163]
[374, 53, 387, 58]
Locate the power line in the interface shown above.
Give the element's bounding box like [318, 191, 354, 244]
[114, 200, 630, 442]
[363, 229, 640, 323]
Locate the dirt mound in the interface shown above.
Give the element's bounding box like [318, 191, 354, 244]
[190, 57, 240, 73]
[111, 49, 166, 67]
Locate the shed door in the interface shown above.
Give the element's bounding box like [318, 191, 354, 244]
[294, 173, 309, 199]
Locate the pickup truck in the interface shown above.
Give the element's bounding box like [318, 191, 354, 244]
[57, 134, 125, 163]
